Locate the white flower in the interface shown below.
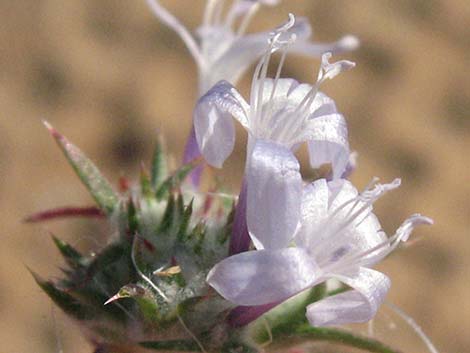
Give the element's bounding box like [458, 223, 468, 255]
[207, 178, 433, 326]
[194, 16, 354, 249]
[146, 0, 359, 94]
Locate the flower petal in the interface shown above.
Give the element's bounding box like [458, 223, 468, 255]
[208, 18, 312, 87]
[304, 113, 350, 179]
[207, 248, 320, 306]
[306, 267, 390, 326]
[295, 179, 329, 249]
[247, 140, 302, 250]
[194, 81, 249, 167]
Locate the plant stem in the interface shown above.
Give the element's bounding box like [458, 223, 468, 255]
[294, 325, 402, 353]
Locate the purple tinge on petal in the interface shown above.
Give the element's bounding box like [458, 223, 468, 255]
[229, 180, 251, 255]
[183, 127, 203, 187]
[306, 268, 390, 327]
[247, 140, 302, 250]
[207, 247, 320, 306]
[227, 302, 280, 327]
[194, 81, 249, 168]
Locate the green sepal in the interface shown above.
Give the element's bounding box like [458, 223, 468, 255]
[294, 325, 401, 353]
[105, 284, 161, 324]
[29, 269, 94, 320]
[44, 121, 119, 215]
[140, 164, 154, 198]
[155, 162, 199, 200]
[52, 235, 86, 269]
[177, 199, 193, 241]
[157, 194, 176, 233]
[127, 199, 139, 235]
[247, 283, 327, 344]
[139, 339, 201, 351]
[151, 138, 168, 189]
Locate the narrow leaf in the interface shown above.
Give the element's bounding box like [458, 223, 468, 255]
[157, 194, 175, 233]
[140, 163, 153, 197]
[44, 121, 119, 215]
[295, 325, 402, 353]
[151, 137, 168, 189]
[52, 236, 86, 268]
[177, 199, 193, 241]
[24, 206, 104, 223]
[155, 159, 201, 200]
[29, 269, 93, 320]
[139, 339, 201, 351]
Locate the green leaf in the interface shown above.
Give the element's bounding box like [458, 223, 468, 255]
[177, 199, 193, 241]
[140, 164, 153, 198]
[248, 284, 327, 343]
[139, 339, 202, 351]
[127, 199, 139, 235]
[151, 138, 168, 189]
[158, 194, 176, 233]
[44, 121, 119, 215]
[29, 269, 93, 320]
[52, 235, 86, 269]
[105, 284, 162, 324]
[155, 162, 199, 200]
[295, 325, 402, 353]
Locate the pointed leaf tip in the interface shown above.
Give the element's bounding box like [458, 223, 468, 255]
[151, 137, 168, 189]
[28, 268, 93, 320]
[51, 235, 85, 268]
[44, 122, 120, 215]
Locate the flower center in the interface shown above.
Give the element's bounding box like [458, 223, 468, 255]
[314, 179, 401, 269]
[248, 16, 355, 147]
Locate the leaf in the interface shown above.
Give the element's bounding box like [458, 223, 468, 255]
[157, 194, 176, 233]
[155, 160, 201, 200]
[177, 199, 193, 241]
[24, 206, 104, 223]
[29, 269, 93, 320]
[247, 284, 327, 342]
[295, 325, 402, 353]
[104, 284, 162, 323]
[151, 137, 168, 189]
[52, 235, 86, 269]
[140, 163, 153, 198]
[139, 339, 202, 351]
[44, 121, 119, 215]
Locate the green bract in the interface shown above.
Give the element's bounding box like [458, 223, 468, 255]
[29, 124, 403, 353]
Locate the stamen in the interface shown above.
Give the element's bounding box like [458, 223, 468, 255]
[315, 179, 402, 258]
[224, 0, 243, 28]
[212, 0, 226, 26]
[203, 0, 219, 26]
[251, 14, 296, 133]
[146, 0, 205, 69]
[236, 2, 261, 36]
[328, 214, 432, 272]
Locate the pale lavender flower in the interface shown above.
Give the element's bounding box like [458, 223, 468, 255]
[146, 1, 359, 186]
[145, 0, 359, 95]
[207, 178, 433, 326]
[194, 16, 354, 251]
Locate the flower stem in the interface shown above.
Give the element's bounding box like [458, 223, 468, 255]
[294, 325, 402, 353]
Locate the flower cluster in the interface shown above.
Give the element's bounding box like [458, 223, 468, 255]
[165, 6, 432, 328]
[31, 2, 436, 352]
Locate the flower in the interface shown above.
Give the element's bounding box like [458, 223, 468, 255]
[146, 0, 359, 95]
[146, 1, 359, 186]
[207, 178, 433, 326]
[194, 15, 354, 250]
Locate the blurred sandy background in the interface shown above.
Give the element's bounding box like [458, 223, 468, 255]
[0, 0, 469, 352]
